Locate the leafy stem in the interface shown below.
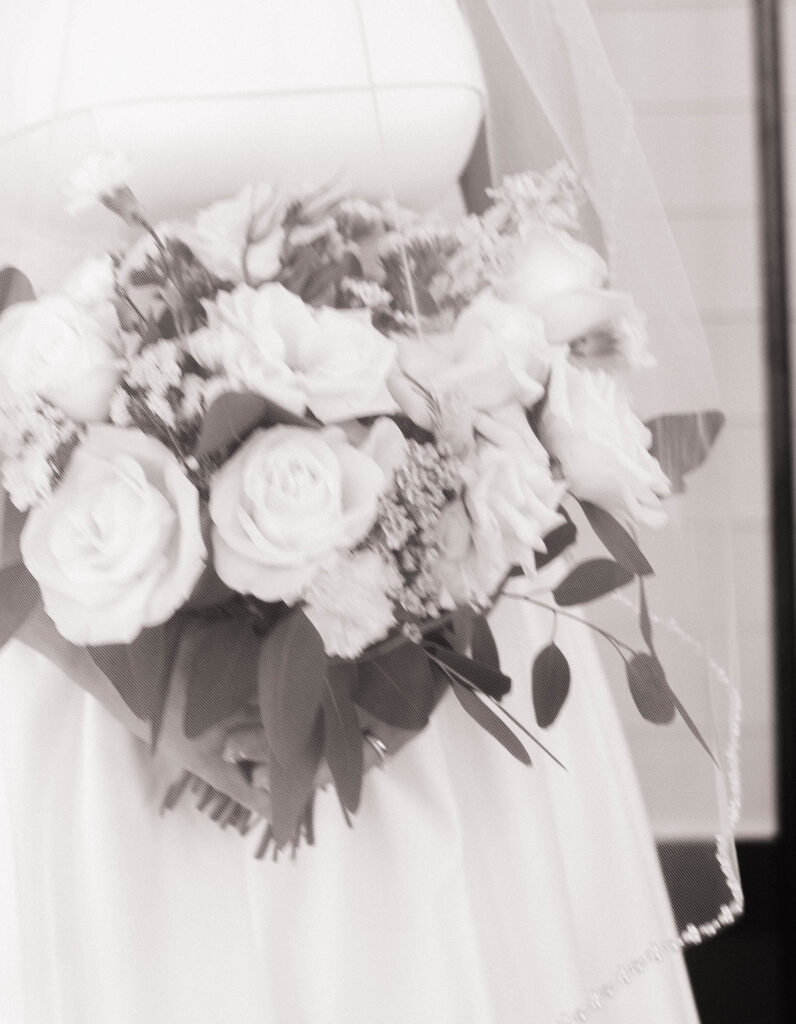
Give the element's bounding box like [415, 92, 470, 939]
[501, 593, 633, 663]
[427, 653, 568, 772]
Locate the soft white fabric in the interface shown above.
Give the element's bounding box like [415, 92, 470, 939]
[0, 1, 700, 1021]
[0, 600, 699, 1024]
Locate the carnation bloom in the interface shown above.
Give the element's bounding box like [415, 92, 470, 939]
[304, 550, 399, 658]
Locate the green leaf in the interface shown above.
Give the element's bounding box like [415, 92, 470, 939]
[579, 501, 653, 576]
[639, 579, 654, 652]
[322, 661, 364, 815]
[355, 643, 443, 729]
[669, 690, 720, 768]
[0, 267, 34, 311]
[183, 618, 260, 738]
[553, 558, 634, 607]
[450, 605, 475, 656]
[472, 614, 501, 674]
[625, 653, 676, 725]
[258, 608, 328, 767]
[0, 562, 40, 650]
[532, 643, 571, 728]
[426, 642, 511, 702]
[449, 679, 531, 765]
[88, 619, 184, 737]
[535, 508, 577, 570]
[1, 501, 26, 565]
[269, 714, 324, 849]
[645, 410, 725, 494]
[193, 391, 314, 461]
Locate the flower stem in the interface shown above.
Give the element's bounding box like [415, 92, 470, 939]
[501, 593, 632, 662]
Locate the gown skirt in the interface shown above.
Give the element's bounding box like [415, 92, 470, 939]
[0, 595, 700, 1024]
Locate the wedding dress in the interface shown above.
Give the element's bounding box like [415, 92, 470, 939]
[0, 2, 704, 1021]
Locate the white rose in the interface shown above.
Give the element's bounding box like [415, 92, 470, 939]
[192, 183, 286, 284]
[502, 225, 651, 368]
[292, 307, 397, 423]
[389, 291, 549, 428]
[465, 406, 565, 572]
[0, 294, 122, 421]
[20, 426, 206, 645]
[435, 405, 565, 607]
[541, 355, 670, 527]
[304, 550, 399, 658]
[188, 284, 307, 413]
[209, 423, 390, 603]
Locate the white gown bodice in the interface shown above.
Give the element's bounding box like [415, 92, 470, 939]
[0, 0, 485, 289]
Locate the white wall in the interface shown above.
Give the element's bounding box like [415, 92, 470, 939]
[590, 0, 779, 838]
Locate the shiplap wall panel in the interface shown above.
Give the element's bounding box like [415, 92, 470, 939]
[591, 0, 776, 838]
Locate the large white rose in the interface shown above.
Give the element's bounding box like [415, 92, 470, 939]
[192, 183, 285, 284]
[541, 356, 670, 527]
[191, 283, 397, 423]
[21, 426, 206, 645]
[389, 291, 550, 428]
[209, 422, 391, 603]
[0, 292, 122, 422]
[291, 306, 397, 423]
[501, 225, 651, 369]
[188, 284, 307, 413]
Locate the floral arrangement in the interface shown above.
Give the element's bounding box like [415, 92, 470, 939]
[0, 158, 722, 854]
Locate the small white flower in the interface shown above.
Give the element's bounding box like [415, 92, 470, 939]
[191, 183, 286, 284]
[65, 151, 132, 215]
[126, 340, 183, 392]
[304, 550, 399, 658]
[108, 390, 133, 428]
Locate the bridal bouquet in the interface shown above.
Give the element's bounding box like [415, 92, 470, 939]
[0, 159, 721, 853]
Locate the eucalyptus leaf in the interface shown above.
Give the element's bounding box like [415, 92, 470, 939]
[269, 714, 324, 849]
[625, 653, 676, 725]
[88, 618, 184, 738]
[258, 608, 328, 767]
[449, 680, 531, 765]
[645, 410, 725, 494]
[579, 501, 653, 576]
[322, 661, 364, 815]
[0, 267, 34, 311]
[553, 558, 634, 607]
[450, 605, 475, 656]
[639, 580, 654, 652]
[426, 642, 511, 701]
[0, 562, 40, 650]
[355, 642, 443, 729]
[193, 391, 313, 461]
[532, 643, 571, 728]
[0, 501, 26, 565]
[472, 614, 501, 674]
[183, 617, 260, 738]
[535, 508, 577, 570]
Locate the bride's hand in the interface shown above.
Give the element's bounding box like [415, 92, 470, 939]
[222, 708, 416, 800]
